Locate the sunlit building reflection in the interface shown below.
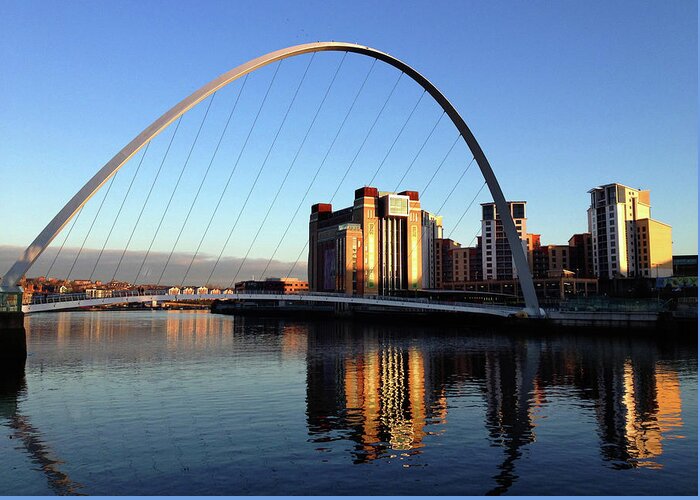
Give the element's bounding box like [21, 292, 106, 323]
[621, 362, 684, 468]
[304, 323, 689, 492]
[306, 324, 448, 463]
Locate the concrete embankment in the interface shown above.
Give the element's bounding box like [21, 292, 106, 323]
[546, 310, 690, 330]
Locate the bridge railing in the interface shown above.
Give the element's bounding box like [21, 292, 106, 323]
[30, 288, 169, 305]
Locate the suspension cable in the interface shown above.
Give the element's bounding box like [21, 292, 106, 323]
[285, 240, 309, 279]
[467, 224, 482, 247]
[327, 70, 403, 203]
[366, 154, 476, 286]
[446, 181, 487, 239]
[89, 143, 151, 282]
[434, 156, 476, 216]
[293, 70, 404, 282]
[44, 204, 84, 279]
[227, 54, 318, 286]
[281, 58, 378, 280]
[393, 110, 445, 192]
[367, 90, 426, 186]
[111, 116, 183, 283]
[157, 79, 248, 286]
[202, 61, 285, 286]
[385, 136, 463, 287]
[258, 53, 348, 280]
[420, 133, 461, 196]
[133, 92, 217, 285]
[179, 75, 250, 288]
[66, 171, 119, 280]
[287, 67, 410, 278]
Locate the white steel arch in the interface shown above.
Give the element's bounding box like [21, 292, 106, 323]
[1, 41, 542, 316]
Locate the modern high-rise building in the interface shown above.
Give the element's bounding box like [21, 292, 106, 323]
[309, 186, 423, 295]
[480, 201, 529, 280]
[587, 183, 672, 279]
[421, 211, 443, 289]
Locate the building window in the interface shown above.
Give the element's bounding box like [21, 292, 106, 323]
[512, 204, 525, 219]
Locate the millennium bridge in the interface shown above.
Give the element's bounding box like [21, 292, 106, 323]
[1, 41, 544, 326]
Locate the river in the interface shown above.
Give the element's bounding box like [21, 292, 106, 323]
[0, 310, 696, 495]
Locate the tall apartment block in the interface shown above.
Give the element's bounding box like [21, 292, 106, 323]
[480, 201, 529, 280]
[421, 211, 443, 289]
[309, 187, 423, 295]
[587, 183, 672, 279]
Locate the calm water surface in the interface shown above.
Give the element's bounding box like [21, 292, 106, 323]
[0, 311, 696, 495]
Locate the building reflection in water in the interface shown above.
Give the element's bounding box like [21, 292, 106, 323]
[306, 323, 449, 463]
[304, 322, 688, 492]
[21, 312, 689, 494]
[621, 362, 684, 469]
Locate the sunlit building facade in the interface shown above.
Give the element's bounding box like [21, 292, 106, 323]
[309, 187, 423, 295]
[588, 183, 672, 279]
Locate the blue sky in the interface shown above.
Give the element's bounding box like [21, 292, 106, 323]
[0, 0, 696, 283]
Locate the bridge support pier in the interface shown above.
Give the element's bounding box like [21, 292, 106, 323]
[0, 290, 27, 370]
[0, 313, 27, 370]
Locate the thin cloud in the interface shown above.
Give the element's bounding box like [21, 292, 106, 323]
[0, 245, 307, 287]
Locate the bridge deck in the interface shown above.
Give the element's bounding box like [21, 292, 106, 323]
[24, 291, 523, 317]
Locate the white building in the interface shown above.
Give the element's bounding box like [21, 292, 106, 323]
[587, 183, 672, 279]
[421, 211, 443, 289]
[85, 288, 113, 299]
